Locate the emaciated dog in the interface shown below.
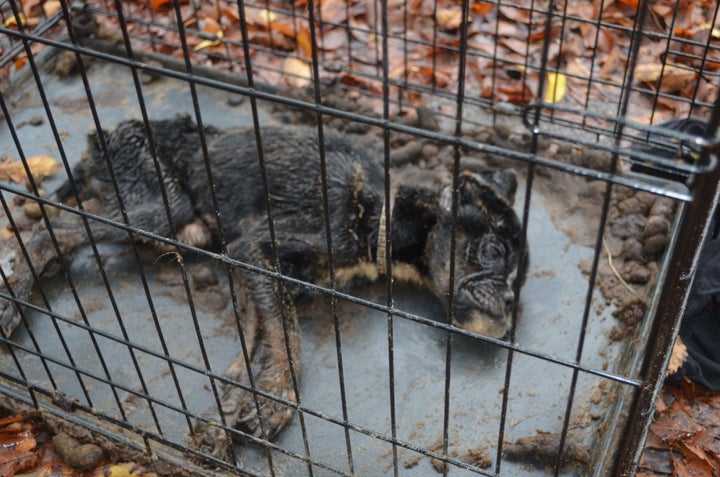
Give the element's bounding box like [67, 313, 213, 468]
[0, 117, 526, 455]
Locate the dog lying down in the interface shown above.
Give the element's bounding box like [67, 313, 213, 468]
[0, 117, 526, 454]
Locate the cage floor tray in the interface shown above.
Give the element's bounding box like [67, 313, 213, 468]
[0, 57, 633, 476]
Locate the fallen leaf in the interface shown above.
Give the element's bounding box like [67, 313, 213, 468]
[87, 462, 158, 477]
[296, 25, 312, 59]
[617, 0, 639, 9]
[43, 1, 61, 17]
[436, 8, 465, 31]
[634, 63, 697, 93]
[282, 57, 311, 87]
[245, 7, 277, 26]
[0, 155, 62, 184]
[201, 16, 222, 35]
[149, 0, 172, 11]
[472, 2, 494, 16]
[544, 71, 567, 103]
[4, 13, 40, 28]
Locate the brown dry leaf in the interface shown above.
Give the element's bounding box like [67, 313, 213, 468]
[472, 2, 494, 16]
[499, 5, 534, 24]
[296, 25, 312, 59]
[437, 8, 465, 31]
[634, 63, 697, 92]
[202, 16, 223, 35]
[150, 0, 173, 12]
[319, 0, 348, 24]
[0, 155, 62, 184]
[667, 337, 688, 375]
[283, 57, 311, 87]
[245, 7, 277, 26]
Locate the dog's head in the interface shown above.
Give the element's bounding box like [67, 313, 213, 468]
[426, 170, 525, 339]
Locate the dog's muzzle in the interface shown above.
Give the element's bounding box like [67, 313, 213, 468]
[452, 275, 514, 339]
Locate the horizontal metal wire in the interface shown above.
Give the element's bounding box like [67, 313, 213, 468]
[0, 180, 643, 388]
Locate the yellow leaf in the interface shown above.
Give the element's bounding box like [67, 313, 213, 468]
[87, 462, 158, 477]
[544, 72, 567, 104]
[259, 8, 277, 24]
[0, 155, 62, 184]
[194, 31, 223, 51]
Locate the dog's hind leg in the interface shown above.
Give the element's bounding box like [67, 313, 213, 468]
[0, 206, 123, 336]
[0, 197, 193, 337]
[190, 276, 262, 459]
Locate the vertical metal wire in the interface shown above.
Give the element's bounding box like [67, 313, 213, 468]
[379, 0, 398, 473]
[4, 0, 178, 433]
[0, 268, 37, 409]
[680, 2, 720, 116]
[305, 0, 355, 472]
[95, 0, 204, 438]
[646, 6, 684, 124]
[440, 0, 472, 473]
[551, 1, 653, 473]
[581, 0, 610, 129]
[614, 101, 720, 475]
[0, 101, 58, 393]
[429, 0, 439, 91]
[489, 0, 503, 123]
[2, 0, 97, 409]
[343, 0, 353, 69]
[232, 1, 314, 473]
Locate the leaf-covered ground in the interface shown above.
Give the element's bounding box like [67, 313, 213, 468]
[639, 380, 720, 477]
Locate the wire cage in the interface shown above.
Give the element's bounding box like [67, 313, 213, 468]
[0, 0, 719, 476]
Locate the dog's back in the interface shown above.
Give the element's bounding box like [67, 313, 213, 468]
[55, 118, 384, 263]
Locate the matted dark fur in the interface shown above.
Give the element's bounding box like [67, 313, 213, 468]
[0, 117, 526, 454]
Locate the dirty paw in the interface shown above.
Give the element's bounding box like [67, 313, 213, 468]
[236, 387, 297, 440]
[217, 377, 297, 440]
[190, 418, 232, 461]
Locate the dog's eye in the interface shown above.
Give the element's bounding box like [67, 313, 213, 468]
[467, 236, 506, 269]
[479, 239, 505, 266]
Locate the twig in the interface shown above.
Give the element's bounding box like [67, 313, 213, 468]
[603, 239, 634, 294]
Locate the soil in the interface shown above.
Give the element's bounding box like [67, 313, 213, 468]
[0, 398, 203, 476]
[503, 432, 591, 469]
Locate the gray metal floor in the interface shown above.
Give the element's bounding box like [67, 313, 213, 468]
[0, 58, 634, 476]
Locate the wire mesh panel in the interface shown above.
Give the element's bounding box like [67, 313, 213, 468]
[0, 0, 719, 476]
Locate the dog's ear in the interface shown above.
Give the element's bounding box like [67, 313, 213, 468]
[438, 170, 518, 216]
[474, 170, 517, 204]
[86, 129, 101, 150]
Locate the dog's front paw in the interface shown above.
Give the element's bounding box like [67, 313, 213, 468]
[190, 418, 232, 461]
